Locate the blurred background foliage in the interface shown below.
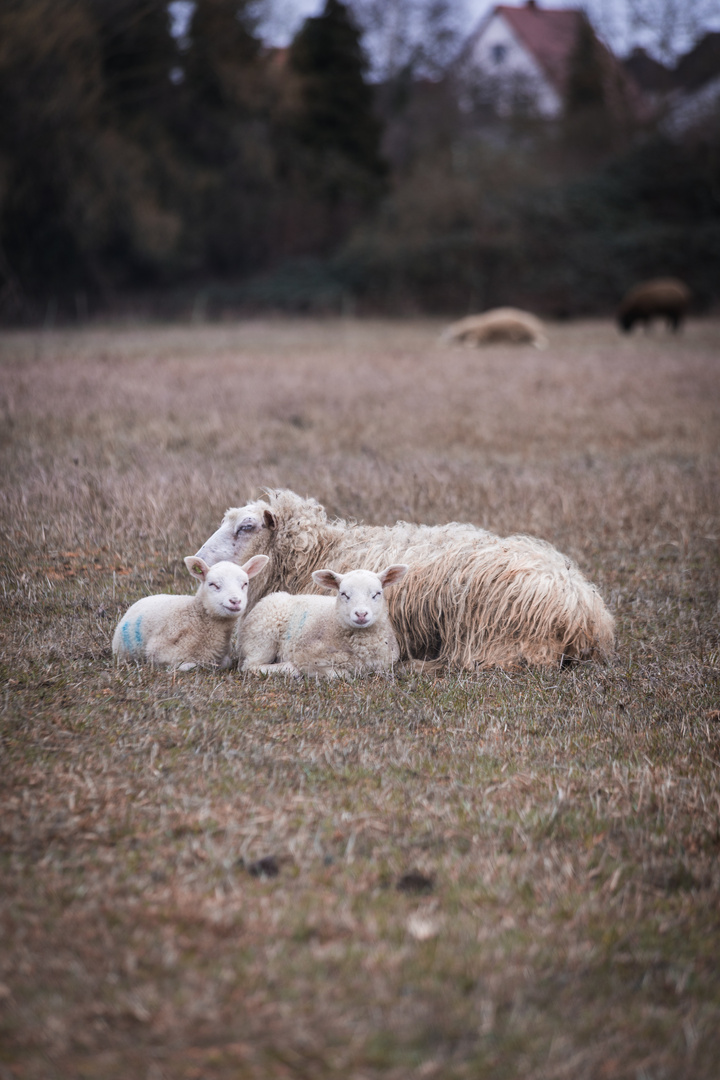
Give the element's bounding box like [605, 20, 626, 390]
[0, 0, 718, 322]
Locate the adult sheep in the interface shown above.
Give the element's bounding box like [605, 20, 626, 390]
[441, 308, 548, 349]
[195, 489, 614, 671]
[617, 278, 691, 333]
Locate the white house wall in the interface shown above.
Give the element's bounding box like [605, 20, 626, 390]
[464, 12, 562, 118]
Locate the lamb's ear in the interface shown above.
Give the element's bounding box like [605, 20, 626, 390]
[184, 556, 209, 581]
[312, 569, 342, 592]
[242, 554, 270, 579]
[379, 564, 409, 589]
[263, 509, 277, 530]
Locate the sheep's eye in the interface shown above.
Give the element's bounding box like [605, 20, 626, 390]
[209, 581, 220, 589]
[235, 520, 255, 536]
[242, 581, 248, 589]
[372, 591, 381, 599]
[340, 592, 350, 600]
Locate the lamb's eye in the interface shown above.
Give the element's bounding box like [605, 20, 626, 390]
[242, 581, 248, 589]
[209, 581, 220, 589]
[340, 592, 350, 600]
[372, 592, 381, 599]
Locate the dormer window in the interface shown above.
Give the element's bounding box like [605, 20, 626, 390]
[491, 43, 507, 64]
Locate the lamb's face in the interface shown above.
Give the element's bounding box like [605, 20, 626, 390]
[312, 564, 409, 629]
[334, 570, 386, 630]
[201, 562, 251, 619]
[195, 501, 272, 566]
[184, 554, 269, 617]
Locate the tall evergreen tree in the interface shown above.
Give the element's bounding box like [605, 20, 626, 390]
[89, 0, 179, 121]
[565, 15, 607, 116]
[176, 1, 277, 275]
[184, 0, 260, 113]
[288, 0, 386, 201]
[563, 14, 619, 162]
[0, 0, 107, 307]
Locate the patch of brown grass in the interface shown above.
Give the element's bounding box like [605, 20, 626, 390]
[1, 316, 719, 1078]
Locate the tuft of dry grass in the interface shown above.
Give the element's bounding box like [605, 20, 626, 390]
[1, 316, 719, 1078]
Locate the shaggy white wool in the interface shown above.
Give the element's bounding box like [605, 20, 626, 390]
[440, 307, 548, 349]
[196, 489, 614, 671]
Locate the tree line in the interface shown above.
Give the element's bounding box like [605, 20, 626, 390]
[0, 0, 386, 319]
[0, 0, 718, 321]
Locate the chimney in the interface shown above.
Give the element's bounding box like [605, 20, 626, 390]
[527, 1, 537, 9]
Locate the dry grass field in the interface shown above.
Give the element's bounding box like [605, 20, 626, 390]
[1, 315, 719, 1079]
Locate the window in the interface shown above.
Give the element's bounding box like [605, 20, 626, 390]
[491, 44, 507, 64]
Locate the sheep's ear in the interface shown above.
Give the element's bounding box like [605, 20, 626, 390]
[242, 554, 270, 579]
[184, 556, 209, 581]
[379, 564, 409, 589]
[312, 569, 341, 592]
[263, 509, 277, 530]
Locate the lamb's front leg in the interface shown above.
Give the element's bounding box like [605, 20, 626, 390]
[319, 667, 350, 681]
[243, 661, 302, 678]
[299, 658, 352, 680]
[239, 614, 287, 675]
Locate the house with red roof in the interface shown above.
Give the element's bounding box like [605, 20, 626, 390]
[458, 0, 640, 121]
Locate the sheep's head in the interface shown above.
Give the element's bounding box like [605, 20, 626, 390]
[195, 489, 329, 573]
[312, 565, 408, 629]
[184, 555, 269, 618]
[194, 500, 277, 567]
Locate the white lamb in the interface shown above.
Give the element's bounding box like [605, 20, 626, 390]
[239, 564, 409, 678]
[112, 555, 269, 670]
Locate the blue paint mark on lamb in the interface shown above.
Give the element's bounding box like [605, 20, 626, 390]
[112, 556, 269, 669]
[284, 607, 309, 643]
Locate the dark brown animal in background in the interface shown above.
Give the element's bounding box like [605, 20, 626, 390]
[617, 278, 691, 333]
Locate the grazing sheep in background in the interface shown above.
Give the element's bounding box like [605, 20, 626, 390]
[617, 278, 691, 333]
[240, 564, 409, 678]
[112, 555, 269, 670]
[195, 490, 614, 671]
[441, 308, 548, 349]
